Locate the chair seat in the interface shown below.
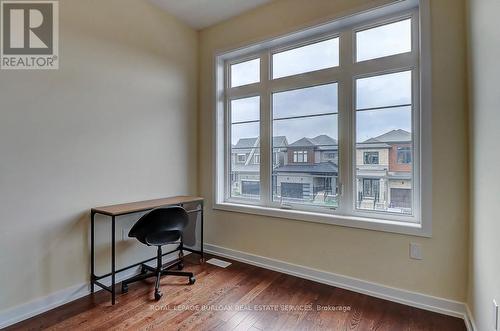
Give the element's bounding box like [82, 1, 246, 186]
[145, 230, 181, 246]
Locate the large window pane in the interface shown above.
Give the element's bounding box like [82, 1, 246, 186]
[272, 84, 339, 208]
[230, 96, 260, 200]
[355, 106, 413, 215]
[272, 38, 339, 79]
[231, 96, 260, 123]
[356, 106, 412, 142]
[231, 58, 260, 87]
[273, 83, 338, 119]
[356, 71, 412, 110]
[356, 19, 412, 62]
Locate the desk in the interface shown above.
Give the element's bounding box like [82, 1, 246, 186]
[90, 196, 204, 305]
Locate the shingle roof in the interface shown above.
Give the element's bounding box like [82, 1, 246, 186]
[311, 134, 338, 146]
[233, 136, 288, 150]
[234, 137, 258, 149]
[289, 135, 338, 148]
[357, 129, 410, 148]
[288, 137, 316, 147]
[368, 129, 411, 143]
[273, 136, 288, 148]
[274, 161, 338, 174]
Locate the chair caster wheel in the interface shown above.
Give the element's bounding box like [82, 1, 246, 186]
[122, 283, 128, 294]
[189, 276, 196, 285]
[154, 291, 163, 301]
[178, 262, 184, 270]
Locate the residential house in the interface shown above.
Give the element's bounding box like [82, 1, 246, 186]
[356, 129, 412, 213]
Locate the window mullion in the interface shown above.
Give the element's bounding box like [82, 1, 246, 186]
[259, 52, 271, 206]
[337, 30, 353, 215]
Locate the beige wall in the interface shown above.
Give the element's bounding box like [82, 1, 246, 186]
[0, 0, 198, 311]
[199, 0, 469, 301]
[467, 0, 500, 329]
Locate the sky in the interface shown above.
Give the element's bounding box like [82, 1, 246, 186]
[230, 18, 413, 146]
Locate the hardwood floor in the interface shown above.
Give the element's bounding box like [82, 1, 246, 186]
[6, 255, 466, 331]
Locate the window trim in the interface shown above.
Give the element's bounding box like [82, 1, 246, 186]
[363, 151, 380, 165]
[213, 0, 432, 237]
[293, 150, 308, 163]
[397, 146, 412, 164]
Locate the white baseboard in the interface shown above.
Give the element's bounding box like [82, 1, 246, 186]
[0, 250, 184, 329]
[464, 304, 477, 331]
[0, 246, 471, 330]
[204, 244, 471, 328]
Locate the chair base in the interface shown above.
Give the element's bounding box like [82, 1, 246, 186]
[121, 248, 195, 301]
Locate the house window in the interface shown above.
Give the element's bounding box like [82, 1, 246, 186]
[254, 154, 260, 164]
[323, 152, 336, 161]
[364, 152, 379, 164]
[215, 1, 429, 233]
[362, 178, 380, 198]
[397, 146, 412, 164]
[293, 151, 308, 163]
[236, 154, 246, 163]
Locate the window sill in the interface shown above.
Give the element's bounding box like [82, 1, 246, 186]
[213, 202, 431, 237]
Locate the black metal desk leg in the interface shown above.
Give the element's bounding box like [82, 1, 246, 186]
[111, 215, 116, 305]
[91, 211, 95, 293]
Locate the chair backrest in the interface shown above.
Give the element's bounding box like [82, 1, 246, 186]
[128, 206, 189, 245]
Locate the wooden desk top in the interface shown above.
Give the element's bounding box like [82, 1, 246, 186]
[91, 196, 204, 216]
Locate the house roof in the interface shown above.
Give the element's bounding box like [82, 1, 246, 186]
[357, 129, 411, 149]
[231, 164, 259, 173]
[288, 135, 338, 149]
[233, 136, 288, 150]
[234, 137, 259, 149]
[370, 129, 411, 143]
[274, 161, 338, 174]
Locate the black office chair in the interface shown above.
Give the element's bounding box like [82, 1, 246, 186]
[121, 206, 195, 301]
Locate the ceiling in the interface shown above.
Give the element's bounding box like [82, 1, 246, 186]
[149, 0, 273, 30]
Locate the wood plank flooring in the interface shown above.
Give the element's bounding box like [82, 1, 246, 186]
[5, 254, 466, 331]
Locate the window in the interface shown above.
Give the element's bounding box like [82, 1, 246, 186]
[254, 154, 260, 164]
[236, 154, 246, 163]
[364, 152, 379, 164]
[397, 146, 412, 164]
[293, 151, 308, 163]
[272, 38, 339, 79]
[215, 1, 430, 235]
[230, 96, 260, 200]
[356, 19, 412, 62]
[355, 70, 413, 215]
[362, 178, 380, 198]
[230, 58, 260, 87]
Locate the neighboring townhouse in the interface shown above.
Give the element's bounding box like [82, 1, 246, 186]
[356, 129, 412, 214]
[230, 136, 288, 198]
[273, 135, 338, 207]
[231, 130, 411, 213]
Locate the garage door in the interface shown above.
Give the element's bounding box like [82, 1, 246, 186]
[281, 183, 304, 199]
[241, 181, 260, 196]
[390, 188, 411, 208]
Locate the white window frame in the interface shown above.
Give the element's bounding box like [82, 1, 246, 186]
[293, 150, 308, 163]
[214, 0, 432, 237]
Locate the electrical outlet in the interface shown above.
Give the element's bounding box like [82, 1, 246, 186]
[494, 299, 499, 330]
[409, 242, 422, 260]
